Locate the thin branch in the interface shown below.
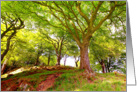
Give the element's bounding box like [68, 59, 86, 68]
[92, 1, 96, 9]
[71, 21, 80, 41]
[93, 2, 116, 32]
[68, 3, 86, 32]
[90, 1, 104, 27]
[116, 2, 126, 7]
[111, 10, 125, 18]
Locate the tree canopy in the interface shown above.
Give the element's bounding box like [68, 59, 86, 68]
[1, 1, 126, 74]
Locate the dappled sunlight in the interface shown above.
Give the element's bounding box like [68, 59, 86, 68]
[74, 89, 81, 91]
[1, 74, 8, 79]
[1, 66, 40, 78]
[105, 78, 125, 84]
[10, 67, 26, 75]
[1, 67, 27, 78]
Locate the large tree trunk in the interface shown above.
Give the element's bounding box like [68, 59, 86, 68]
[48, 54, 50, 66]
[100, 60, 106, 73]
[57, 55, 61, 65]
[101, 63, 106, 73]
[79, 45, 94, 73]
[1, 58, 8, 75]
[1, 30, 16, 61]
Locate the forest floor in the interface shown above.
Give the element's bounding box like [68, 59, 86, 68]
[1, 66, 126, 91]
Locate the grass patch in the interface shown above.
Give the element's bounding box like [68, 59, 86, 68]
[47, 69, 85, 91]
[48, 71, 126, 91]
[1, 66, 126, 91]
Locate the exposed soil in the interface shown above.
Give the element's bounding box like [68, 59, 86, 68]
[1, 66, 70, 91]
[1, 72, 63, 91]
[36, 73, 62, 91]
[1, 78, 18, 91]
[25, 70, 42, 76]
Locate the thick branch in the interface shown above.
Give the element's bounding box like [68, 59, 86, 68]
[1, 18, 24, 39]
[76, 2, 90, 24]
[93, 1, 126, 32]
[71, 21, 80, 41]
[90, 1, 104, 28]
[59, 37, 64, 55]
[1, 19, 16, 39]
[1, 30, 17, 61]
[93, 3, 116, 32]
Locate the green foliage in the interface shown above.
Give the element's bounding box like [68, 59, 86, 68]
[1, 1, 126, 74]
[1, 1, 126, 91]
[89, 26, 126, 73]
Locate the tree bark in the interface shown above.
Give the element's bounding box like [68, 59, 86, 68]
[48, 54, 50, 66]
[74, 56, 79, 67]
[100, 60, 106, 73]
[75, 61, 78, 67]
[101, 63, 105, 73]
[57, 55, 61, 65]
[1, 29, 10, 39]
[1, 18, 24, 39]
[64, 55, 67, 66]
[79, 45, 94, 73]
[53, 37, 64, 66]
[1, 30, 16, 61]
[107, 57, 111, 72]
[105, 65, 108, 73]
[35, 55, 40, 66]
[74, 56, 77, 67]
[1, 58, 8, 75]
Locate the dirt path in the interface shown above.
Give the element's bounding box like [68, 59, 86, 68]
[36, 73, 62, 91]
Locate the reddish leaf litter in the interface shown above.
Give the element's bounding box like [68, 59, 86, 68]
[1, 66, 70, 91]
[36, 73, 62, 91]
[25, 70, 42, 76]
[80, 70, 96, 84]
[41, 66, 74, 71]
[1, 78, 34, 91]
[1, 78, 18, 91]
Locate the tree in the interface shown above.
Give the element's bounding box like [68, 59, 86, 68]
[89, 29, 126, 73]
[1, 1, 126, 74]
[1, 2, 25, 74]
[40, 29, 68, 65]
[66, 43, 80, 67]
[30, 1, 126, 73]
[1, 16, 24, 61]
[63, 54, 68, 66]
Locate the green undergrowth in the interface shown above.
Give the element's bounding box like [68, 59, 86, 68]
[1, 67, 126, 91]
[47, 69, 85, 91]
[48, 71, 126, 91]
[79, 73, 126, 91]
